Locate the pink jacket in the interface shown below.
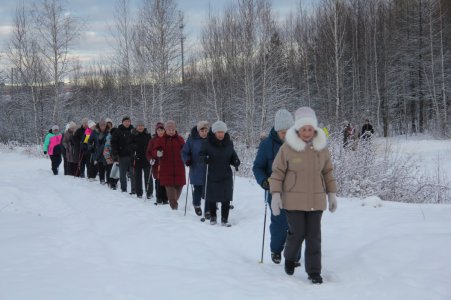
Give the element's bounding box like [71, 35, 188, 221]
[48, 134, 62, 155]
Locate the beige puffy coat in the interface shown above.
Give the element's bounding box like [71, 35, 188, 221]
[269, 126, 337, 211]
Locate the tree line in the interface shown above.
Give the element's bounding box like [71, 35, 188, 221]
[1, 0, 450, 146]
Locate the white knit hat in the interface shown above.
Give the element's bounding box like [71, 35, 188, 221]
[212, 121, 228, 133]
[294, 107, 318, 129]
[88, 120, 96, 128]
[51, 125, 59, 132]
[274, 109, 294, 131]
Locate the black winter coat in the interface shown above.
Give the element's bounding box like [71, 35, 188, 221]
[111, 124, 134, 157]
[128, 128, 151, 168]
[73, 125, 85, 159]
[200, 131, 240, 203]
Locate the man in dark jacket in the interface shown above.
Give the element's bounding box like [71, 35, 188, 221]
[73, 118, 89, 177]
[128, 120, 152, 199]
[361, 119, 374, 140]
[253, 109, 295, 265]
[111, 116, 135, 194]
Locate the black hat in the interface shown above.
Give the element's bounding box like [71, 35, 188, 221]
[122, 115, 131, 122]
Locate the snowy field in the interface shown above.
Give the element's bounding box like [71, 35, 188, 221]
[0, 137, 451, 300]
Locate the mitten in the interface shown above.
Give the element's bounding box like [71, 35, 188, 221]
[43, 151, 47, 155]
[328, 193, 337, 213]
[271, 193, 282, 216]
[157, 150, 163, 158]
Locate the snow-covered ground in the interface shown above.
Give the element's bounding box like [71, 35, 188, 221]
[1, 138, 451, 300]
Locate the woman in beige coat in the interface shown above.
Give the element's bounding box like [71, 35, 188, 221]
[269, 107, 337, 284]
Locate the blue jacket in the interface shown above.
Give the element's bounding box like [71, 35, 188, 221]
[252, 127, 284, 187]
[182, 126, 207, 186]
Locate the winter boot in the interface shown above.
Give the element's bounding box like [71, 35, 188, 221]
[308, 273, 323, 284]
[194, 206, 202, 216]
[204, 211, 211, 220]
[221, 217, 231, 227]
[294, 261, 301, 268]
[210, 216, 217, 225]
[271, 252, 282, 264]
[284, 260, 295, 276]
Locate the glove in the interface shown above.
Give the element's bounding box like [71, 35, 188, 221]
[185, 159, 192, 167]
[157, 150, 163, 158]
[261, 179, 270, 191]
[43, 151, 47, 155]
[233, 158, 240, 168]
[203, 155, 210, 164]
[328, 193, 337, 213]
[149, 158, 155, 166]
[271, 193, 282, 216]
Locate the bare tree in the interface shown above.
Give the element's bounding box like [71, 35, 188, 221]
[33, 0, 80, 123]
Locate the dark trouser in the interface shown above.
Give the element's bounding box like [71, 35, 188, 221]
[106, 164, 118, 188]
[155, 180, 168, 203]
[209, 201, 230, 222]
[165, 185, 183, 209]
[98, 162, 106, 182]
[269, 207, 289, 254]
[192, 185, 209, 214]
[192, 185, 203, 207]
[87, 154, 97, 179]
[50, 154, 62, 175]
[119, 156, 135, 192]
[135, 164, 151, 197]
[284, 210, 323, 274]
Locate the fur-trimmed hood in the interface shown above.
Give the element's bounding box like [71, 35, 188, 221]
[285, 125, 328, 152]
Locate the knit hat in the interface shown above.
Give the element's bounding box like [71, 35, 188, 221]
[274, 109, 294, 131]
[165, 120, 176, 130]
[81, 118, 89, 125]
[105, 118, 113, 125]
[122, 115, 131, 123]
[212, 121, 228, 133]
[136, 120, 145, 127]
[293, 107, 318, 130]
[52, 125, 59, 132]
[155, 122, 164, 130]
[197, 120, 210, 132]
[88, 120, 96, 128]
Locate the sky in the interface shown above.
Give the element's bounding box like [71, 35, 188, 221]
[0, 0, 314, 70]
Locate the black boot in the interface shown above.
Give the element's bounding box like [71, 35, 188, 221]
[194, 206, 202, 216]
[308, 273, 323, 284]
[284, 260, 295, 276]
[271, 252, 281, 264]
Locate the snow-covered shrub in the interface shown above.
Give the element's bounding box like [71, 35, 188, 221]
[328, 133, 450, 203]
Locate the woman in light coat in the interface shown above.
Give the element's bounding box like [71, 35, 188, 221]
[269, 107, 337, 284]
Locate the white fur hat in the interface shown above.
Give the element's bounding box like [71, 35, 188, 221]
[294, 107, 318, 130]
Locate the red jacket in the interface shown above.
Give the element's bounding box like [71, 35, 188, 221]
[150, 133, 186, 186]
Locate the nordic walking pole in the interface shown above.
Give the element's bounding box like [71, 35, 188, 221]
[184, 169, 191, 216]
[200, 162, 209, 222]
[259, 190, 269, 264]
[230, 167, 237, 209]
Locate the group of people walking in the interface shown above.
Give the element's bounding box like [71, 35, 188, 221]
[43, 106, 340, 284]
[43, 116, 240, 226]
